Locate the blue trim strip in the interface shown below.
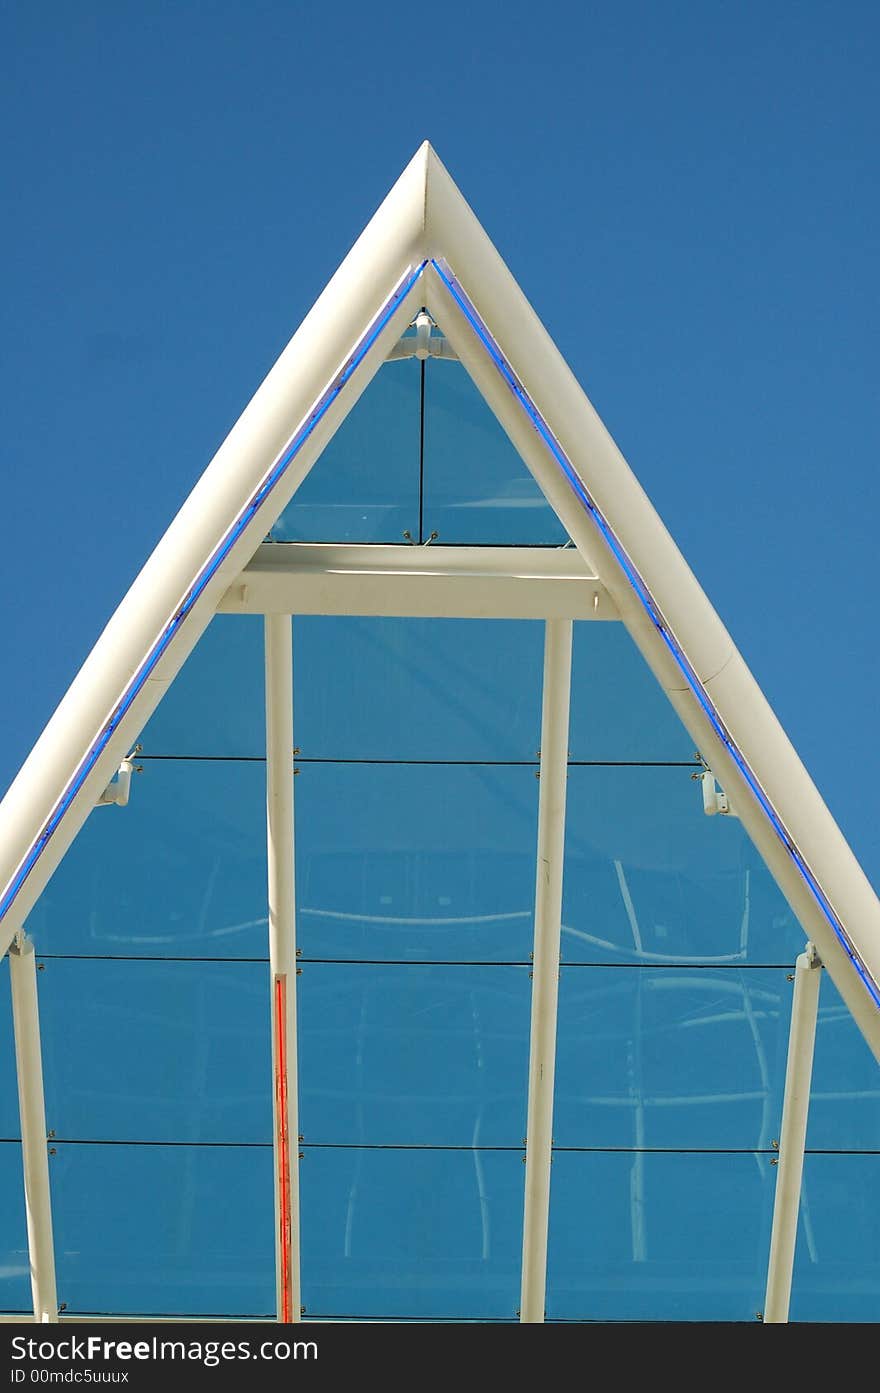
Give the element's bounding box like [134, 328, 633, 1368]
[0, 261, 428, 928]
[431, 255, 880, 1011]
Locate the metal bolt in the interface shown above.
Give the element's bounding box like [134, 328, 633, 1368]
[48, 1147, 56, 1156]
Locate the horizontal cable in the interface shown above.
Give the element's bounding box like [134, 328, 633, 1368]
[33, 954, 795, 969]
[2, 1136, 876, 1156]
[138, 753, 699, 767]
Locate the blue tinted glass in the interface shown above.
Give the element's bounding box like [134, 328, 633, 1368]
[296, 763, 538, 961]
[569, 622, 696, 762]
[52, 1142, 274, 1316]
[0, 1143, 29, 1313]
[808, 972, 880, 1151]
[271, 360, 420, 543]
[562, 765, 803, 964]
[422, 360, 567, 545]
[554, 966, 788, 1149]
[546, 1149, 773, 1321]
[37, 960, 270, 1144]
[0, 964, 19, 1137]
[138, 616, 265, 757]
[294, 616, 542, 762]
[300, 1147, 522, 1319]
[25, 760, 266, 958]
[299, 964, 529, 1146]
[789, 1153, 880, 1322]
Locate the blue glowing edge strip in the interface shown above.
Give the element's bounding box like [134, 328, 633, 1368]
[0, 260, 429, 929]
[431, 255, 880, 1012]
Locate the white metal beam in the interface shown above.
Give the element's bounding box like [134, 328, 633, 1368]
[8, 935, 58, 1323]
[218, 543, 616, 621]
[264, 616, 301, 1323]
[763, 943, 822, 1322]
[520, 619, 573, 1322]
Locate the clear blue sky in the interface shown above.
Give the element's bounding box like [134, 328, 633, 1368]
[2, 0, 878, 882]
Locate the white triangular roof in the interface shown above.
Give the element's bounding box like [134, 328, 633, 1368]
[1, 139, 879, 1057]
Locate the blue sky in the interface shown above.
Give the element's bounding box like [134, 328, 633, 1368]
[2, 0, 878, 883]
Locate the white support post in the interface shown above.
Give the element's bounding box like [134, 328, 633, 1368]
[520, 619, 573, 1323]
[264, 615, 301, 1324]
[8, 935, 58, 1323]
[763, 942, 822, 1323]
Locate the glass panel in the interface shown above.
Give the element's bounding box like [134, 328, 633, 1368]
[554, 966, 788, 1149]
[299, 964, 529, 1146]
[138, 616, 265, 758]
[790, 1153, 880, 1322]
[296, 763, 538, 961]
[546, 1150, 773, 1321]
[294, 616, 542, 762]
[422, 359, 567, 544]
[0, 1142, 30, 1313]
[52, 1142, 274, 1316]
[808, 973, 880, 1151]
[37, 960, 270, 1144]
[300, 1147, 522, 1319]
[562, 765, 803, 964]
[568, 622, 697, 763]
[0, 963, 20, 1137]
[270, 359, 421, 543]
[25, 760, 267, 958]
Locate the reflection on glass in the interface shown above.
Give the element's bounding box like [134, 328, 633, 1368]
[52, 1143, 274, 1316]
[0, 964, 19, 1137]
[422, 360, 567, 544]
[138, 616, 265, 758]
[790, 1154, 880, 1322]
[554, 967, 787, 1150]
[38, 960, 270, 1144]
[569, 622, 696, 762]
[299, 964, 529, 1145]
[25, 760, 267, 958]
[296, 763, 538, 961]
[271, 360, 421, 543]
[294, 616, 543, 762]
[562, 766, 802, 964]
[301, 1147, 522, 1319]
[0, 1143, 29, 1313]
[808, 974, 880, 1151]
[546, 1150, 773, 1321]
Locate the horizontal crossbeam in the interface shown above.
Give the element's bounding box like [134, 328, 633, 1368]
[217, 543, 618, 621]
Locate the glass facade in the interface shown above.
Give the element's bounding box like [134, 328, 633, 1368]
[3, 343, 878, 1322]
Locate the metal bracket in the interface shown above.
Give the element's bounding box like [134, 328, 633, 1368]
[385, 309, 459, 362]
[696, 768, 738, 818]
[804, 940, 822, 969]
[96, 746, 143, 808]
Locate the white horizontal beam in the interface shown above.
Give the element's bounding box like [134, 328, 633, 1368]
[217, 543, 617, 621]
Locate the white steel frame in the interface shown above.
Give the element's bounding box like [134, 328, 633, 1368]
[0, 141, 877, 1323]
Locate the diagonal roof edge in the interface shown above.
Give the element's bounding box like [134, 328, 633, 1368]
[0, 142, 434, 945]
[1, 141, 879, 1060]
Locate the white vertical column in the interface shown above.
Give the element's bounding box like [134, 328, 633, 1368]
[763, 943, 822, 1323]
[264, 615, 301, 1323]
[9, 935, 58, 1323]
[520, 618, 573, 1323]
